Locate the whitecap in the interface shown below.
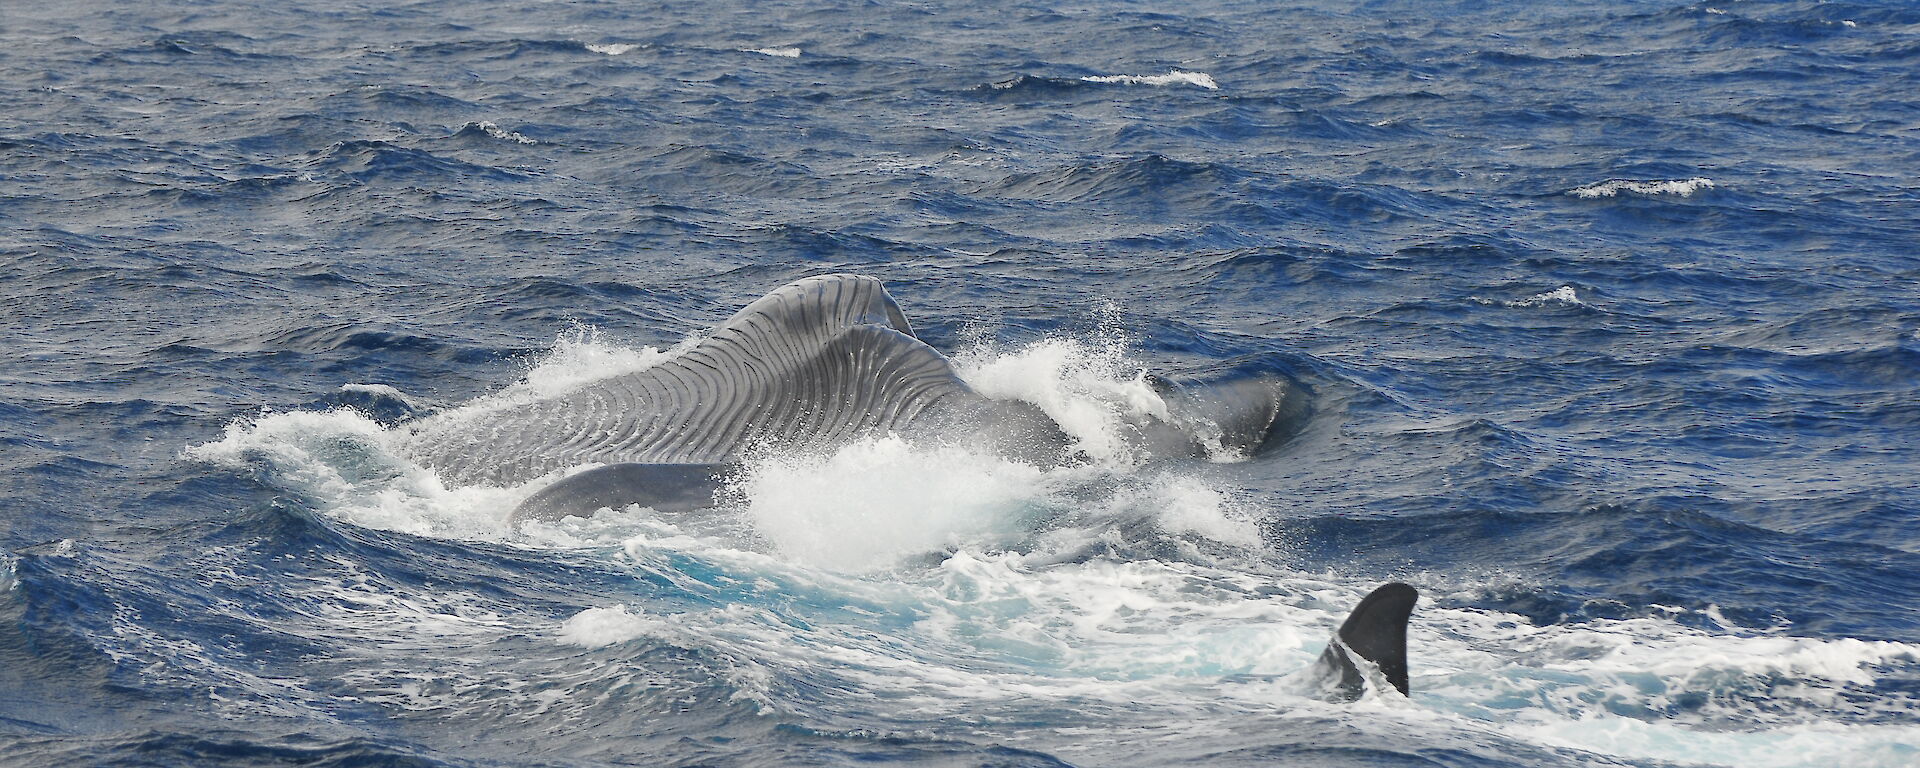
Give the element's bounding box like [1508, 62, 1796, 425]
[1514, 285, 1584, 307]
[743, 46, 801, 58]
[586, 43, 638, 56]
[471, 121, 536, 145]
[1081, 70, 1219, 90]
[558, 605, 661, 648]
[1471, 286, 1588, 309]
[1568, 177, 1716, 198]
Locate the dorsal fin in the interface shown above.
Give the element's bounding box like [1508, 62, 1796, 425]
[1311, 582, 1417, 701]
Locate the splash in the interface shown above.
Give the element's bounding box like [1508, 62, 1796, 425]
[184, 325, 1920, 768]
[405, 326, 677, 431]
[738, 435, 1053, 573]
[186, 327, 676, 538]
[185, 408, 523, 538]
[950, 330, 1170, 467]
[184, 325, 1249, 553]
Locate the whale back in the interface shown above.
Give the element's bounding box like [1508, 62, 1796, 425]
[406, 274, 974, 486]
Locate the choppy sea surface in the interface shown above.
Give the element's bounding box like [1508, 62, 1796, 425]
[4, 0, 1918, 765]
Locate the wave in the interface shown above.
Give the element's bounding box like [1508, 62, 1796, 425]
[976, 154, 1244, 203]
[304, 139, 528, 182]
[967, 74, 1092, 102]
[614, 144, 824, 198]
[384, 38, 589, 60]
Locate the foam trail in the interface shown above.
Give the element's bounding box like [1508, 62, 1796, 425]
[1081, 70, 1219, 90]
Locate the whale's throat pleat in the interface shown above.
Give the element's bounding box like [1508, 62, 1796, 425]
[405, 274, 973, 486]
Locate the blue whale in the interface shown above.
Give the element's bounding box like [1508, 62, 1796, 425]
[401, 274, 1412, 701]
[402, 274, 1310, 522]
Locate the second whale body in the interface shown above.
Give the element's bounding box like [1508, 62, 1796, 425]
[400, 274, 1310, 522]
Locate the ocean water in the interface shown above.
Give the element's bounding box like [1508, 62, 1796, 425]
[3, 0, 1918, 765]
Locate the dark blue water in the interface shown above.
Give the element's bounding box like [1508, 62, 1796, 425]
[4, 0, 1918, 765]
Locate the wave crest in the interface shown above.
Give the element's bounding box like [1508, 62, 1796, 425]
[1081, 70, 1219, 90]
[1568, 178, 1716, 198]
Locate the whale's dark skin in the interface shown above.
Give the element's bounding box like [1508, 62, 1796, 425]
[510, 462, 735, 522]
[405, 274, 968, 489]
[396, 274, 1309, 523]
[1311, 582, 1419, 700]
